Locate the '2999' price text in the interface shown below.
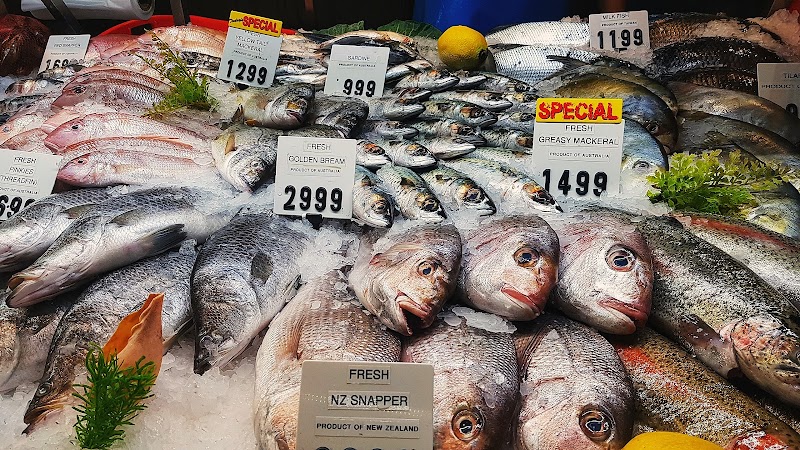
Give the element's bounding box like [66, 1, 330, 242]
[543, 169, 608, 196]
[283, 185, 343, 213]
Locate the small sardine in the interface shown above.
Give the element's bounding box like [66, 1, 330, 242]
[353, 165, 394, 228]
[376, 164, 446, 222]
[420, 165, 495, 216]
[429, 90, 513, 112]
[393, 69, 460, 92]
[418, 100, 498, 127]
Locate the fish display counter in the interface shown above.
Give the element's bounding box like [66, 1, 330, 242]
[0, 7, 799, 450]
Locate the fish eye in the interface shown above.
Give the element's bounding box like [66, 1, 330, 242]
[580, 410, 613, 441]
[364, 145, 384, 155]
[633, 160, 651, 170]
[418, 196, 440, 212]
[645, 122, 659, 134]
[372, 199, 388, 214]
[36, 381, 52, 396]
[606, 246, 635, 272]
[513, 246, 539, 267]
[70, 123, 81, 130]
[464, 188, 483, 202]
[76, 157, 87, 165]
[417, 261, 437, 277]
[519, 113, 535, 121]
[452, 409, 483, 441]
[72, 85, 85, 94]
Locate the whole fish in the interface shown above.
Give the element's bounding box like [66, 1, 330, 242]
[514, 314, 634, 450]
[384, 59, 433, 82]
[57, 136, 212, 162]
[360, 119, 419, 139]
[636, 216, 800, 407]
[210, 125, 280, 192]
[648, 37, 784, 79]
[492, 45, 600, 85]
[429, 90, 513, 112]
[459, 216, 559, 320]
[614, 327, 800, 448]
[393, 69, 459, 92]
[349, 223, 461, 335]
[51, 79, 166, 109]
[669, 81, 800, 145]
[476, 72, 535, 93]
[352, 139, 391, 168]
[191, 211, 309, 373]
[550, 208, 653, 335]
[5, 78, 62, 96]
[672, 212, 800, 306]
[308, 94, 369, 137]
[401, 309, 518, 449]
[452, 70, 489, 89]
[670, 68, 758, 95]
[406, 118, 486, 145]
[649, 12, 786, 52]
[140, 25, 225, 57]
[1, 128, 50, 153]
[416, 136, 476, 159]
[69, 66, 171, 92]
[0, 188, 113, 272]
[365, 96, 424, 120]
[0, 112, 47, 144]
[319, 29, 414, 48]
[225, 83, 315, 129]
[480, 127, 533, 151]
[23, 247, 196, 432]
[620, 119, 668, 196]
[495, 111, 535, 132]
[442, 157, 561, 213]
[418, 100, 498, 127]
[6, 187, 229, 307]
[420, 165, 496, 216]
[353, 165, 394, 228]
[486, 21, 590, 47]
[376, 164, 445, 222]
[255, 269, 402, 450]
[373, 138, 437, 169]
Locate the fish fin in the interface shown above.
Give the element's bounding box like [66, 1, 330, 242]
[282, 274, 301, 298]
[250, 252, 274, 283]
[231, 105, 245, 123]
[546, 55, 589, 72]
[675, 314, 724, 350]
[224, 134, 236, 155]
[63, 204, 95, 219]
[136, 224, 187, 255]
[109, 208, 150, 226]
[368, 252, 385, 265]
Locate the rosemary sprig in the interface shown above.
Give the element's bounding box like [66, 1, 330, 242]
[72, 343, 156, 450]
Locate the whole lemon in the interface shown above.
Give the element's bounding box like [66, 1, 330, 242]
[438, 25, 488, 70]
[622, 432, 724, 450]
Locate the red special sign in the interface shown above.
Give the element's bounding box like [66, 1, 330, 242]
[536, 98, 623, 123]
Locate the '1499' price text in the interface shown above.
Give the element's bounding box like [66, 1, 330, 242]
[283, 185, 343, 213]
[0, 196, 35, 219]
[543, 169, 608, 196]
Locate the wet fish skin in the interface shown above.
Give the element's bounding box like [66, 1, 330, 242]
[354, 139, 392, 168]
[451, 70, 488, 90]
[744, 184, 800, 239]
[480, 127, 533, 151]
[648, 12, 785, 50]
[419, 99, 498, 127]
[5, 78, 62, 96]
[52, 79, 166, 108]
[359, 120, 419, 140]
[376, 164, 445, 222]
[487, 21, 590, 47]
[191, 212, 309, 374]
[393, 69, 459, 92]
[670, 68, 758, 94]
[514, 314, 634, 450]
[365, 96, 425, 120]
[429, 90, 513, 112]
[309, 94, 369, 137]
[406, 118, 486, 145]
[416, 136, 476, 159]
[476, 72, 536, 93]
[493, 45, 600, 85]
[620, 119, 668, 196]
[349, 224, 461, 335]
[460, 216, 559, 320]
[255, 269, 402, 450]
[23, 248, 196, 432]
[551, 208, 653, 335]
[375, 138, 437, 169]
[353, 165, 394, 228]
[69, 66, 171, 93]
[495, 111, 535, 132]
[613, 327, 800, 449]
[231, 83, 315, 129]
[210, 125, 280, 192]
[648, 37, 784, 80]
[1, 128, 50, 153]
[401, 311, 518, 449]
[420, 165, 496, 216]
[384, 59, 433, 82]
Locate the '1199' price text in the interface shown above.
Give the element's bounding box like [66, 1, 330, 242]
[543, 169, 607, 196]
[596, 28, 643, 51]
[283, 185, 343, 213]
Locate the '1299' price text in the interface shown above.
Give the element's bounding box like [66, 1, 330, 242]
[543, 169, 608, 196]
[283, 185, 343, 213]
[225, 60, 270, 85]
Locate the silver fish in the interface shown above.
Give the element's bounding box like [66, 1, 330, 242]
[210, 125, 280, 192]
[480, 127, 533, 151]
[486, 21, 591, 47]
[372, 137, 437, 169]
[429, 90, 513, 112]
[359, 120, 419, 139]
[354, 139, 392, 168]
[420, 165, 496, 216]
[476, 72, 536, 93]
[493, 45, 600, 85]
[394, 69, 460, 92]
[495, 111, 535, 132]
[385, 59, 434, 82]
[224, 83, 315, 129]
[620, 119, 668, 196]
[353, 165, 394, 228]
[418, 99, 498, 127]
[376, 165, 446, 222]
[452, 70, 489, 90]
[309, 94, 369, 137]
[406, 118, 486, 145]
[416, 136, 476, 159]
[382, 86, 432, 102]
[365, 96, 425, 120]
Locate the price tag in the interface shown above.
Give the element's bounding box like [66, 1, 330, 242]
[274, 136, 357, 219]
[532, 98, 625, 199]
[38, 34, 90, 74]
[324, 45, 390, 99]
[589, 10, 650, 52]
[217, 11, 282, 88]
[757, 63, 800, 119]
[0, 150, 61, 221]
[297, 361, 433, 450]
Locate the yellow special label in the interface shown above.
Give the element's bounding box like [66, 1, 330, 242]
[535, 98, 624, 123]
[228, 11, 282, 36]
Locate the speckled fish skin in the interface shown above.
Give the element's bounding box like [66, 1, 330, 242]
[493, 45, 600, 85]
[418, 100, 498, 127]
[480, 128, 533, 151]
[495, 111, 535, 132]
[359, 120, 419, 139]
[376, 138, 437, 169]
[429, 90, 513, 112]
[613, 327, 800, 449]
[309, 94, 369, 137]
[672, 212, 800, 307]
[232, 83, 315, 130]
[354, 139, 392, 168]
[486, 21, 590, 47]
[51, 79, 166, 109]
[648, 12, 785, 50]
[349, 224, 462, 336]
[406, 118, 486, 146]
[6, 187, 228, 308]
[376, 164, 446, 222]
[394, 69, 460, 92]
[670, 68, 758, 94]
[551, 208, 653, 335]
[22, 247, 196, 432]
[191, 212, 309, 374]
[420, 165, 495, 216]
[353, 165, 394, 228]
[620, 119, 668, 196]
[441, 157, 561, 213]
[514, 314, 634, 450]
[460, 216, 559, 321]
[476, 72, 536, 93]
[636, 215, 800, 407]
[0, 188, 113, 272]
[210, 125, 280, 193]
[401, 312, 518, 449]
[648, 37, 784, 80]
[255, 269, 402, 450]
[365, 96, 425, 120]
[417, 136, 476, 159]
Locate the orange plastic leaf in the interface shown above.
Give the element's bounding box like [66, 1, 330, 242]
[103, 293, 164, 377]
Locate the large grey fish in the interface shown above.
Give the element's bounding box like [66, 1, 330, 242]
[480, 127, 533, 151]
[476, 72, 536, 93]
[353, 165, 394, 228]
[365, 96, 425, 120]
[255, 269, 402, 450]
[648, 12, 786, 53]
[375, 164, 446, 222]
[191, 211, 309, 374]
[308, 94, 369, 137]
[514, 314, 634, 450]
[210, 125, 280, 193]
[401, 308, 519, 449]
[636, 216, 800, 407]
[420, 165, 496, 216]
[614, 327, 800, 449]
[393, 68, 460, 92]
[442, 157, 561, 213]
[371, 137, 437, 169]
[349, 224, 461, 335]
[647, 37, 784, 80]
[359, 119, 419, 139]
[217, 83, 315, 130]
[429, 90, 513, 112]
[406, 118, 486, 145]
[669, 81, 800, 145]
[22, 246, 196, 432]
[550, 208, 653, 335]
[416, 136, 476, 159]
[418, 99, 498, 127]
[486, 21, 590, 47]
[459, 216, 559, 320]
[492, 45, 600, 85]
[670, 68, 758, 95]
[620, 119, 668, 196]
[0, 188, 114, 272]
[6, 187, 230, 308]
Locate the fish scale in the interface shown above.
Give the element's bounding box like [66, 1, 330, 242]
[492, 45, 600, 85]
[648, 37, 785, 79]
[376, 164, 445, 222]
[486, 21, 590, 47]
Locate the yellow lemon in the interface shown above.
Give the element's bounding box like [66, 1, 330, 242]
[622, 432, 724, 450]
[438, 25, 488, 70]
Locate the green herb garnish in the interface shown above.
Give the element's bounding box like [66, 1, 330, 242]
[140, 34, 218, 116]
[72, 344, 156, 450]
[314, 21, 365, 36]
[646, 149, 793, 215]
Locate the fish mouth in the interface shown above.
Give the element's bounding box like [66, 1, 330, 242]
[23, 396, 72, 433]
[598, 298, 648, 333]
[286, 110, 304, 123]
[397, 295, 436, 331]
[501, 285, 544, 316]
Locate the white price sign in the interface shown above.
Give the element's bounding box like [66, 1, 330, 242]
[297, 361, 433, 450]
[274, 136, 357, 219]
[38, 34, 90, 74]
[217, 11, 282, 88]
[758, 63, 800, 119]
[589, 10, 650, 52]
[0, 150, 61, 221]
[324, 45, 390, 98]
